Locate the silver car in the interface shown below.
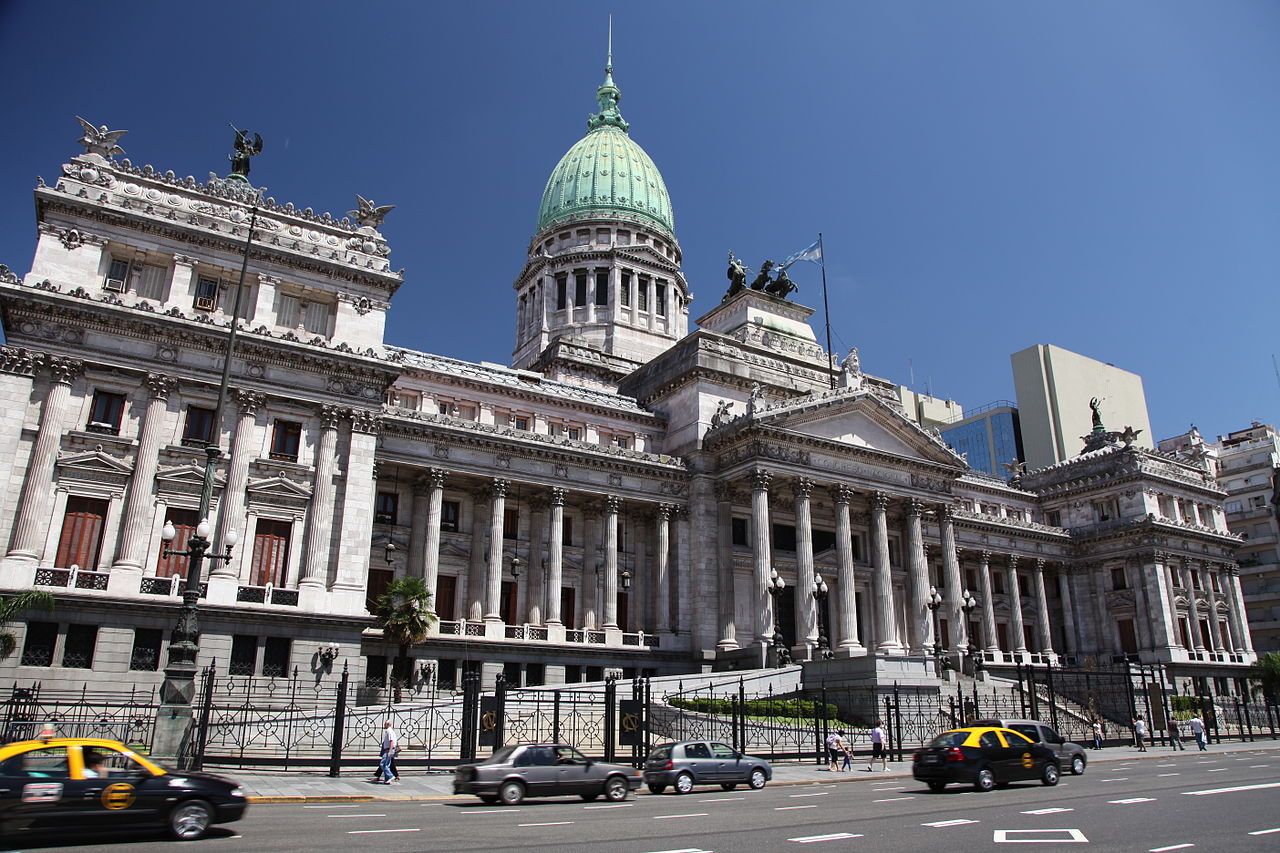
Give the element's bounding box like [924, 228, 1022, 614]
[643, 740, 773, 794]
[452, 743, 642, 805]
[972, 718, 1088, 775]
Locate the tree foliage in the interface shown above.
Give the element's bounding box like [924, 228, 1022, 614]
[0, 589, 55, 659]
[373, 577, 436, 688]
[1249, 651, 1280, 703]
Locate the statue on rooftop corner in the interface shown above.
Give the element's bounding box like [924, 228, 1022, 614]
[765, 264, 797, 299]
[725, 251, 748, 300]
[1089, 397, 1105, 431]
[838, 347, 863, 390]
[75, 117, 127, 159]
[349, 195, 396, 229]
[749, 260, 775, 291]
[228, 126, 264, 181]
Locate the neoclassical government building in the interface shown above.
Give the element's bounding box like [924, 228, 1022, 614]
[0, 59, 1257, 695]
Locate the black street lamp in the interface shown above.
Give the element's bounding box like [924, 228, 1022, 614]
[767, 568, 789, 666]
[927, 585, 949, 675]
[812, 573, 833, 660]
[960, 588, 981, 676]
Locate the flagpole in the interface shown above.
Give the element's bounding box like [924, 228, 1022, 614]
[818, 232, 835, 389]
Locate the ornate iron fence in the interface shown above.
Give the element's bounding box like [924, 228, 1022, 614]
[0, 682, 157, 747]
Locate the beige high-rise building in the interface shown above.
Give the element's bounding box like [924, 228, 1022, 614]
[1012, 344, 1153, 469]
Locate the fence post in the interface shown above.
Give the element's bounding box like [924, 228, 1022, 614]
[738, 678, 746, 754]
[816, 683, 827, 766]
[552, 688, 561, 745]
[460, 669, 481, 763]
[892, 685, 902, 763]
[603, 676, 616, 763]
[1046, 664, 1058, 732]
[494, 674, 508, 750]
[1123, 659, 1137, 725]
[328, 662, 349, 777]
[1015, 661, 1026, 718]
[190, 664, 216, 772]
[643, 678, 652, 761]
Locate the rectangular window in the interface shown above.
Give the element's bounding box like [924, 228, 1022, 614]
[656, 281, 667, 316]
[54, 496, 109, 570]
[194, 275, 219, 311]
[229, 635, 258, 675]
[574, 271, 588, 306]
[87, 391, 126, 434]
[500, 580, 518, 624]
[563, 515, 574, 547]
[525, 662, 545, 686]
[620, 271, 631, 306]
[435, 574, 457, 621]
[1046, 510, 1061, 527]
[441, 500, 460, 532]
[375, 491, 399, 525]
[638, 277, 649, 311]
[129, 628, 163, 671]
[993, 573, 1006, 594]
[366, 567, 394, 614]
[20, 621, 58, 667]
[155, 508, 199, 578]
[249, 519, 291, 587]
[262, 637, 291, 677]
[1111, 566, 1128, 590]
[566, 427, 581, 440]
[436, 658, 457, 690]
[614, 436, 628, 449]
[514, 417, 529, 431]
[135, 263, 169, 300]
[270, 420, 302, 462]
[772, 523, 797, 552]
[617, 230, 631, 245]
[555, 274, 567, 310]
[811, 529, 837, 553]
[503, 508, 519, 540]
[561, 587, 577, 630]
[105, 257, 131, 291]
[731, 517, 749, 547]
[301, 300, 331, 336]
[364, 655, 388, 688]
[594, 270, 609, 306]
[62, 624, 98, 669]
[182, 405, 216, 447]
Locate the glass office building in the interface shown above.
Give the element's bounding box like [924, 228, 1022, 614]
[941, 402, 1024, 480]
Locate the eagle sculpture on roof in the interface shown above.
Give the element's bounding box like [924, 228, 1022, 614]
[75, 117, 127, 158]
[348, 195, 395, 228]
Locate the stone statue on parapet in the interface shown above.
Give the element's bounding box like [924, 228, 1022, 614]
[749, 260, 775, 291]
[228, 126, 264, 181]
[765, 264, 797, 299]
[724, 251, 748, 300]
[1089, 397, 1105, 432]
[1119, 425, 1143, 447]
[1003, 458, 1027, 478]
[76, 117, 127, 159]
[710, 399, 735, 428]
[746, 382, 764, 416]
[837, 347, 863, 390]
[349, 194, 396, 229]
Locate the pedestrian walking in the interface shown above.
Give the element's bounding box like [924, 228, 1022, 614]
[1132, 715, 1148, 751]
[371, 719, 399, 783]
[826, 730, 843, 771]
[1188, 714, 1207, 751]
[1168, 717, 1185, 750]
[840, 732, 852, 772]
[868, 721, 888, 771]
[1091, 719, 1103, 750]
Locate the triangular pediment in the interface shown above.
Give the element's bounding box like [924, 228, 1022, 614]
[55, 449, 134, 475]
[246, 475, 312, 499]
[156, 463, 225, 486]
[755, 391, 967, 468]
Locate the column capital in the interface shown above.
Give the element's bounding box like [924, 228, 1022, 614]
[792, 477, 815, 500]
[414, 468, 447, 495]
[548, 486, 566, 507]
[488, 478, 509, 500]
[871, 491, 891, 512]
[47, 356, 83, 386]
[748, 468, 773, 492]
[906, 498, 927, 519]
[1007, 554, 1020, 571]
[979, 549, 992, 564]
[346, 407, 381, 434]
[604, 495, 622, 514]
[173, 253, 199, 267]
[656, 502, 674, 521]
[1034, 557, 1046, 572]
[234, 389, 266, 415]
[318, 404, 343, 431]
[936, 502, 956, 521]
[144, 373, 177, 401]
[829, 484, 854, 506]
[0, 347, 45, 377]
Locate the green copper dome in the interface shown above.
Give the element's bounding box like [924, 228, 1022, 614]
[535, 60, 674, 237]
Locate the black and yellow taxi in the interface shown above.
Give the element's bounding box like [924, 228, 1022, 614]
[912, 725, 1060, 793]
[0, 736, 247, 841]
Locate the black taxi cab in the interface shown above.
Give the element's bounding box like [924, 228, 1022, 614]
[0, 736, 247, 841]
[913, 725, 1060, 793]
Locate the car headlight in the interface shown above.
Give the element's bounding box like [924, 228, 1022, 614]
[230, 787, 245, 797]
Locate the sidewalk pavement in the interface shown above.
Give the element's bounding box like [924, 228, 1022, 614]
[226, 737, 1280, 803]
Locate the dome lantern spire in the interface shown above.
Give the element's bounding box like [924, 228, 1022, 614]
[588, 16, 628, 133]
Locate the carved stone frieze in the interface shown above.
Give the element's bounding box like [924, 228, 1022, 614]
[0, 347, 45, 376]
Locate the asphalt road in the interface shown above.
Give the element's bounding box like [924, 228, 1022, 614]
[8, 749, 1279, 852]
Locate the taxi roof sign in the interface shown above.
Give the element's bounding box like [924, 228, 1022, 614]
[38, 721, 55, 739]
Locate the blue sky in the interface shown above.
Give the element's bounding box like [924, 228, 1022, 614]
[2, 0, 1277, 443]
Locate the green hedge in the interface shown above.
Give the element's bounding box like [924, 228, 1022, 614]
[669, 697, 840, 720]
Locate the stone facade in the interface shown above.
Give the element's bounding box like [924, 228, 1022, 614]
[0, 106, 1258, 699]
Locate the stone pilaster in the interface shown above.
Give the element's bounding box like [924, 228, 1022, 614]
[1032, 558, 1053, 654]
[527, 494, 547, 626]
[9, 357, 82, 560]
[110, 373, 176, 586]
[330, 408, 379, 612]
[654, 503, 672, 635]
[299, 406, 341, 594]
[602, 495, 620, 629]
[467, 489, 489, 621]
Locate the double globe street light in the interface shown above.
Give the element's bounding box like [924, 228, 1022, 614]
[767, 568, 789, 666]
[812, 573, 833, 660]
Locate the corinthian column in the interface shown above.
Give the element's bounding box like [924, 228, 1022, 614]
[111, 374, 176, 578]
[714, 483, 737, 650]
[1057, 566, 1078, 656]
[832, 485, 863, 652]
[10, 357, 81, 559]
[749, 468, 774, 646]
[793, 478, 817, 654]
[527, 494, 546, 626]
[1032, 559, 1053, 654]
[421, 469, 446, 600]
[484, 479, 508, 621]
[1225, 564, 1253, 653]
[1006, 555, 1027, 654]
[655, 503, 672, 634]
[938, 504, 965, 653]
[870, 491, 901, 654]
[544, 488, 565, 625]
[905, 500, 930, 655]
[978, 550, 999, 652]
[212, 390, 263, 585]
[602, 496, 621, 629]
[299, 406, 341, 591]
[1182, 562, 1204, 651]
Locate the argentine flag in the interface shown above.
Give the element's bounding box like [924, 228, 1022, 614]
[781, 239, 822, 270]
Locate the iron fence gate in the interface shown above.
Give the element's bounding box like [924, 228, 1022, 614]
[0, 682, 157, 746]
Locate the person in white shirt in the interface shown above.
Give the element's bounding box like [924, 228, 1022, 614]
[1188, 715, 1207, 751]
[372, 720, 399, 783]
[868, 722, 888, 771]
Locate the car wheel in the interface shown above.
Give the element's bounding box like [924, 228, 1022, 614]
[1042, 763, 1060, 786]
[974, 767, 996, 793]
[647, 783, 666, 794]
[168, 799, 213, 841]
[927, 781, 947, 792]
[500, 780, 525, 806]
[748, 768, 767, 790]
[1070, 755, 1086, 775]
[478, 795, 498, 804]
[604, 776, 629, 802]
[720, 783, 737, 791]
[674, 772, 694, 794]
[580, 793, 599, 802]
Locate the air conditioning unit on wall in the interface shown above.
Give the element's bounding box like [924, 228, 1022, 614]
[193, 296, 215, 311]
[103, 278, 125, 292]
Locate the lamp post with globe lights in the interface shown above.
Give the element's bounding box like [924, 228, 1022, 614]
[767, 568, 790, 665]
[960, 588, 981, 676]
[927, 585, 949, 675]
[812, 573, 833, 660]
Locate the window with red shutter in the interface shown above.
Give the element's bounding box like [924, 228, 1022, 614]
[249, 519, 292, 587]
[54, 497, 109, 569]
[155, 508, 199, 578]
[435, 574, 457, 621]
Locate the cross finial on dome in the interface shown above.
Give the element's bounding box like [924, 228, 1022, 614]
[589, 16, 629, 133]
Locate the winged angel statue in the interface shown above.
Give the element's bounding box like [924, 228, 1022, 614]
[348, 195, 396, 228]
[76, 117, 127, 158]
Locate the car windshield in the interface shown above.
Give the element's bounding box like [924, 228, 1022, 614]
[482, 746, 519, 764]
[928, 731, 970, 748]
[647, 745, 672, 760]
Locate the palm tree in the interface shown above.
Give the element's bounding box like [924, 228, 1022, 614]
[1248, 651, 1280, 704]
[373, 577, 436, 701]
[0, 589, 55, 659]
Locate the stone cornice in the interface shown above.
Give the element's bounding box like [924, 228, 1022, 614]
[950, 507, 1071, 541]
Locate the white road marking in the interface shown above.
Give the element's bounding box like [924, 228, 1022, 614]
[1247, 828, 1280, 835]
[993, 829, 1088, 843]
[788, 833, 864, 843]
[776, 805, 818, 810]
[1183, 782, 1280, 796]
[1109, 798, 1156, 804]
[924, 819, 979, 827]
[1149, 845, 1194, 851]
[328, 813, 387, 818]
[348, 829, 421, 834]
[1022, 807, 1073, 815]
[520, 821, 575, 827]
[1206, 768, 1227, 772]
[1250, 764, 1271, 768]
[305, 804, 361, 808]
[789, 792, 830, 798]
[1157, 763, 1177, 767]
[1099, 778, 1129, 782]
[872, 786, 904, 790]
[1158, 773, 1180, 777]
[874, 796, 915, 802]
[584, 803, 634, 809]
[464, 809, 517, 814]
[645, 849, 714, 853]
[654, 813, 709, 819]
[697, 797, 744, 802]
